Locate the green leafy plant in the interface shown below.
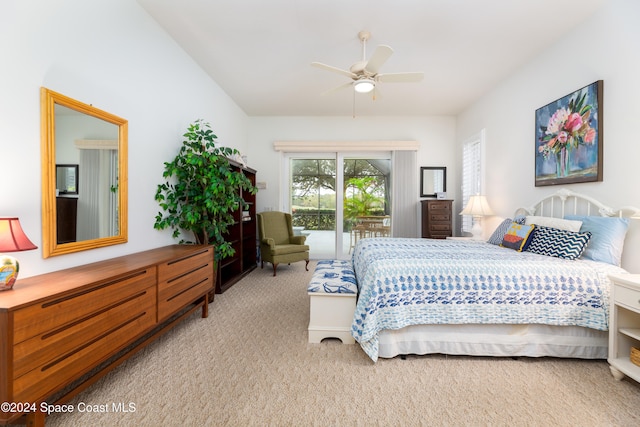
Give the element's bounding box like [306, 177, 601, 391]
[154, 120, 257, 263]
[344, 176, 385, 219]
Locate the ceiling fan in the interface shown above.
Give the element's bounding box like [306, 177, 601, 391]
[311, 31, 424, 97]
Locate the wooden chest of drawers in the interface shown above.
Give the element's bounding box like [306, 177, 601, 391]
[421, 200, 453, 239]
[0, 245, 214, 426]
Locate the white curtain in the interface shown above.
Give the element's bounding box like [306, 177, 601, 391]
[391, 150, 418, 237]
[77, 149, 116, 240]
[109, 150, 119, 235]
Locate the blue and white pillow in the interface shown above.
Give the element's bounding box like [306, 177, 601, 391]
[525, 226, 591, 260]
[564, 215, 629, 266]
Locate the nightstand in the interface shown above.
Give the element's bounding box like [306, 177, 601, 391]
[608, 274, 640, 383]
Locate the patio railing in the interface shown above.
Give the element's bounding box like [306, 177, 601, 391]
[292, 208, 386, 232]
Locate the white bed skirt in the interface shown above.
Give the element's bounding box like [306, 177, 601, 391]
[377, 324, 608, 359]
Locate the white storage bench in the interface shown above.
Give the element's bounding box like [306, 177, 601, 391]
[307, 260, 357, 344]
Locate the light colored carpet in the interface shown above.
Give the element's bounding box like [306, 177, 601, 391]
[47, 261, 640, 426]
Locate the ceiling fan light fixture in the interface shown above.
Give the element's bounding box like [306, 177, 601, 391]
[354, 78, 375, 93]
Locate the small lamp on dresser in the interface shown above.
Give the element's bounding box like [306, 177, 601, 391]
[460, 195, 494, 240]
[0, 217, 38, 291]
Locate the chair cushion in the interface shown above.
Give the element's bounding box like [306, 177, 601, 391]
[269, 243, 310, 256]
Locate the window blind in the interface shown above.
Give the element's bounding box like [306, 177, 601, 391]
[461, 130, 485, 233]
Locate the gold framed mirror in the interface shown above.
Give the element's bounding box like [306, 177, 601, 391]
[41, 87, 128, 258]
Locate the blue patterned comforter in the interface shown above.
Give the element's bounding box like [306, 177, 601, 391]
[351, 238, 627, 361]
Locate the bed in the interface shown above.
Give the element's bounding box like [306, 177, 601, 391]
[350, 189, 638, 362]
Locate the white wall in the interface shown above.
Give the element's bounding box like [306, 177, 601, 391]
[0, 0, 249, 277]
[246, 115, 457, 233]
[455, 0, 640, 271]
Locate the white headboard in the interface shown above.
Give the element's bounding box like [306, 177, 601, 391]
[515, 188, 640, 219]
[514, 188, 640, 273]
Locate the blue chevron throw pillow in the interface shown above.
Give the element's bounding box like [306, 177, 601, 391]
[525, 225, 592, 260]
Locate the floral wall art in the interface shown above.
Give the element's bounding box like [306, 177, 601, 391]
[535, 80, 603, 186]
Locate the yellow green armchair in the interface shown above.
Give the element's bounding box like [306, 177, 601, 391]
[257, 211, 309, 276]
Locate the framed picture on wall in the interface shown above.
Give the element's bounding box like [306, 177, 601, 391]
[534, 80, 603, 186]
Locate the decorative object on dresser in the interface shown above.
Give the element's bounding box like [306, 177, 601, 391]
[0, 244, 214, 426]
[421, 199, 452, 239]
[154, 120, 258, 293]
[535, 80, 603, 186]
[0, 218, 38, 291]
[608, 273, 640, 384]
[459, 194, 494, 240]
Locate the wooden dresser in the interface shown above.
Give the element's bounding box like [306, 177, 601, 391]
[421, 200, 453, 239]
[0, 245, 214, 426]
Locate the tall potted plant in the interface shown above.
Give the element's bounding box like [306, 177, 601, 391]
[154, 120, 257, 264]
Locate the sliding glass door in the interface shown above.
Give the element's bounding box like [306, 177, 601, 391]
[286, 152, 391, 260]
[290, 157, 337, 259]
[343, 158, 391, 256]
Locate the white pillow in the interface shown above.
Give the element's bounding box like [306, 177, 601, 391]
[525, 216, 582, 232]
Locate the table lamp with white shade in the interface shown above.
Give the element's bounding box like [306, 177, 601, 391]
[460, 195, 494, 240]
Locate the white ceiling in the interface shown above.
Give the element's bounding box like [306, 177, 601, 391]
[137, 0, 605, 117]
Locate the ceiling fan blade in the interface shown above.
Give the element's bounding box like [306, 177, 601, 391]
[321, 81, 353, 96]
[311, 62, 357, 79]
[376, 72, 424, 83]
[364, 45, 393, 74]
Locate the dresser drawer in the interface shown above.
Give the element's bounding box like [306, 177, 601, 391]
[12, 291, 156, 403]
[429, 213, 451, 221]
[157, 247, 214, 321]
[157, 247, 213, 283]
[429, 234, 450, 239]
[430, 224, 452, 232]
[615, 284, 640, 311]
[13, 285, 156, 379]
[13, 267, 157, 344]
[428, 202, 451, 211]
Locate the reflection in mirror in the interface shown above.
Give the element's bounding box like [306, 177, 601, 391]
[41, 87, 128, 258]
[56, 164, 79, 195]
[420, 166, 447, 198]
